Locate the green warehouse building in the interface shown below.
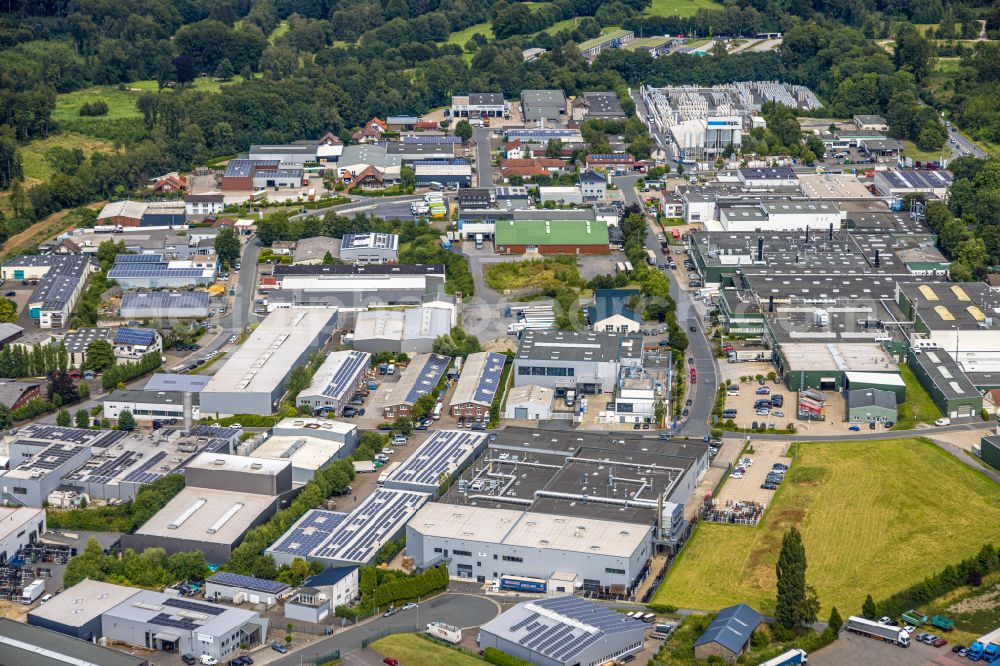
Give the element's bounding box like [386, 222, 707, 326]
[979, 434, 1000, 470]
[847, 388, 898, 424]
[907, 348, 983, 419]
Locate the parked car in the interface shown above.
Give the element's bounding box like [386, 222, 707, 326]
[383, 659, 399, 666]
[848, 425, 861, 431]
[934, 418, 951, 426]
[391, 434, 408, 445]
[403, 602, 418, 610]
[3, 291, 14, 297]
[182, 656, 197, 665]
[383, 607, 399, 617]
[932, 638, 948, 647]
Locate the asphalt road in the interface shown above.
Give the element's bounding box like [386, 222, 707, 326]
[946, 122, 986, 159]
[473, 126, 494, 187]
[630, 87, 677, 165]
[267, 593, 500, 665]
[289, 195, 423, 222]
[615, 175, 717, 436]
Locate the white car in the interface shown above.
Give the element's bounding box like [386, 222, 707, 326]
[381, 448, 395, 455]
[402, 602, 418, 610]
[904, 625, 916, 634]
[739, 457, 753, 467]
[200, 656, 219, 666]
[934, 418, 951, 426]
[730, 471, 744, 479]
[878, 616, 892, 624]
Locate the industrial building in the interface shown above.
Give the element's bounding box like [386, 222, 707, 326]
[266, 488, 431, 567]
[450, 93, 507, 119]
[119, 291, 211, 319]
[101, 588, 268, 662]
[504, 384, 554, 420]
[101, 389, 200, 422]
[847, 388, 898, 424]
[1, 618, 148, 666]
[719, 200, 842, 232]
[513, 331, 643, 393]
[896, 282, 1000, 363]
[204, 572, 291, 606]
[874, 169, 953, 199]
[269, 264, 446, 312]
[414, 161, 472, 188]
[246, 417, 358, 483]
[979, 434, 1000, 470]
[494, 219, 610, 255]
[108, 254, 217, 289]
[143, 373, 212, 393]
[381, 430, 488, 494]
[587, 289, 642, 333]
[572, 91, 626, 119]
[28, 578, 141, 641]
[380, 353, 451, 418]
[221, 158, 303, 191]
[338, 233, 399, 264]
[353, 307, 452, 354]
[123, 453, 291, 562]
[296, 350, 372, 415]
[200, 309, 337, 416]
[478, 596, 646, 666]
[433, 427, 708, 560]
[1, 254, 94, 329]
[907, 348, 983, 419]
[96, 200, 185, 228]
[449, 352, 508, 418]
[0, 506, 45, 564]
[521, 90, 567, 122]
[337, 144, 402, 183]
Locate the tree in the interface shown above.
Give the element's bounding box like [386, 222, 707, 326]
[75, 408, 90, 429]
[168, 550, 210, 582]
[454, 119, 473, 142]
[47, 369, 79, 405]
[84, 339, 116, 372]
[322, 251, 334, 265]
[172, 55, 197, 85]
[117, 409, 136, 431]
[215, 227, 241, 269]
[862, 594, 878, 620]
[775, 526, 819, 629]
[400, 165, 415, 191]
[214, 58, 234, 81]
[545, 138, 563, 158]
[411, 393, 437, 420]
[56, 409, 71, 427]
[828, 606, 844, 633]
[0, 298, 16, 324]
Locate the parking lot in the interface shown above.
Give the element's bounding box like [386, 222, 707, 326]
[719, 378, 793, 430]
[811, 630, 967, 666]
[714, 440, 791, 507]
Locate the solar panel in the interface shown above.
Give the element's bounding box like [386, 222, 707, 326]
[115, 327, 156, 346]
[115, 253, 164, 263]
[122, 450, 167, 484]
[382, 430, 486, 489]
[208, 572, 288, 594]
[150, 612, 198, 630]
[472, 353, 507, 404]
[163, 598, 225, 616]
[404, 354, 450, 404]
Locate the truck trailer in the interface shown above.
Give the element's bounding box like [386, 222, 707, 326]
[21, 579, 45, 605]
[845, 616, 910, 647]
[497, 575, 547, 593]
[426, 621, 462, 644]
[930, 614, 954, 632]
[758, 649, 808, 666]
[902, 609, 928, 626]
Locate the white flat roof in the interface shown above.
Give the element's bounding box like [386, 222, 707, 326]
[408, 502, 524, 543]
[250, 436, 345, 471]
[185, 452, 290, 476]
[844, 371, 905, 386]
[273, 417, 356, 436]
[133, 487, 275, 544]
[28, 579, 140, 628]
[202, 309, 336, 394]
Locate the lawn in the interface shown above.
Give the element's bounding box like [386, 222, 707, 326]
[51, 86, 143, 124]
[370, 634, 483, 666]
[20, 133, 118, 185]
[901, 139, 949, 163]
[653, 438, 1000, 616]
[445, 21, 494, 46]
[892, 363, 942, 429]
[643, 0, 723, 18]
[915, 572, 1000, 647]
[484, 257, 582, 291]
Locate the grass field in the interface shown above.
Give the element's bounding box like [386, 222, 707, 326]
[935, 57, 962, 74]
[917, 572, 1000, 647]
[484, 258, 582, 290]
[901, 139, 949, 164]
[371, 634, 483, 665]
[892, 363, 942, 429]
[21, 133, 118, 185]
[445, 21, 494, 46]
[643, 0, 722, 18]
[653, 438, 1000, 615]
[51, 87, 143, 124]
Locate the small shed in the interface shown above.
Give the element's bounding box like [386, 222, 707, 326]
[847, 388, 898, 423]
[693, 603, 763, 663]
[204, 572, 290, 607]
[504, 384, 554, 420]
[284, 587, 330, 624]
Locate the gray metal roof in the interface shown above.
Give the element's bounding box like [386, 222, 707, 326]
[848, 388, 897, 410]
[143, 373, 212, 392]
[694, 603, 763, 654]
[516, 330, 643, 363]
[120, 290, 211, 312]
[0, 618, 148, 666]
[206, 572, 290, 595]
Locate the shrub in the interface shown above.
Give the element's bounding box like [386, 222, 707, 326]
[484, 647, 534, 666]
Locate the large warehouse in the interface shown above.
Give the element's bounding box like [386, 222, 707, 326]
[380, 430, 488, 494]
[247, 417, 358, 483]
[513, 330, 644, 393]
[28, 578, 140, 641]
[449, 351, 508, 419]
[353, 307, 452, 354]
[0, 507, 45, 564]
[267, 488, 430, 567]
[123, 453, 291, 563]
[200, 308, 337, 415]
[296, 350, 372, 415]
[478, 596, 646, 666]
[119, 291, 211, 319]
[107, 254, 217, 289]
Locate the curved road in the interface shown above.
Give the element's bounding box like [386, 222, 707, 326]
[268, 593, 500, 665]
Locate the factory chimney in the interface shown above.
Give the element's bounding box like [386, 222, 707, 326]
[875, 249, 880, 268]
[756, 236, 764, 262]
[829, 223, 834, 241]
[769, 295, 774, 313]
[805, 226, 810, 243]
[183, 391, 193, 434]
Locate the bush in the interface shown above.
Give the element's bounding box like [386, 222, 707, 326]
[335, 605, 358, 620]
[647, 603, 679, 614]
[484, 647, 534, 666]
[49, 474, 185, 533]
[79, 100, 109, 116]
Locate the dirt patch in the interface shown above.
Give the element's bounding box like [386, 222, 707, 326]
[948, 583, 1000, 614]
[1, 203, 103, 257]
[791, 466, 830, 486]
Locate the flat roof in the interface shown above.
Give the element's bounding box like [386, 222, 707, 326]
[516, 330, 643, 363]
[143, 373, 212, 392]
[341, 233, 399, 251]
[898, 282, 1000, 331]
[268, 489, 430, 564]
[844, 371, 906, 386]
[206, 572, 290, 595]
[267, 509, 349, 559]
[103, 589, 258, 637]
[581, 91, 625, 117]
[120, 290, 211, 312]
[27, 579, 140, 628]
[250, 435, 346, 471]
[848, 388, 897, 410]
[0, 618, 147, 666]
[910, 348, 980, 401]
[797, 173, 875, 200]
[383, 430, 487, 491]
[780, 342, 895, 372]
[381, 353, 451, 407]
[877, 169, 954, 190]
[202, 309, 337, 394]
[185, 452, 289, 476]
[521, 90, 567, 106]
[451, 352, 507, 407]
[132, 486, 276, 545]
[275, 263, 442, 277]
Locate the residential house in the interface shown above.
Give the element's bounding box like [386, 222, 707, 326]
[580, 170, 608, 202]
[149, 172, 186, 193]
[185, 193, 225, 219]
[587, 289, 642, 333]
[351, 117, 387, 143]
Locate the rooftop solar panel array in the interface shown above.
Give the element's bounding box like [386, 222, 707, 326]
[18, 444, 80, 471]
[308, 489, 429, 563]
[383, 430, 486, 490]
[150, 612, 198, 631]
[404, 354, 450, 403]
[114, 327, 157, 346]
[472, 353, 507, 404]
[207, 571, 289, 594]
[18, 424, 127, 448]
[270, 510, 349, 557]
[121, 450, 167, 484]
[65, 449, 141, 484]
[320, 351, 370, 399]
[163, 597, 226, 616]
[115, 253, 164, 263]
[109, 266, 209, 279]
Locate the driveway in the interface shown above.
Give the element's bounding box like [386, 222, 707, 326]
[265, 593, 501, 665]
[473, 127, 494, 187]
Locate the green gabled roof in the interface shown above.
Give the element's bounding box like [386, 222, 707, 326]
[495, 219, 609, 246]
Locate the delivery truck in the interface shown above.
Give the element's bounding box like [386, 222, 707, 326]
[21, 579, 45, 605]
[426, 621, 462, 644]
[967, 626, 1000, 662]
[845, 616, 910, 647]
[758, 649, 808, 666]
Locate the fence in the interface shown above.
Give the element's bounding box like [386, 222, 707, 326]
[304, 650, 341, 665]
[361, 624, 423, 649]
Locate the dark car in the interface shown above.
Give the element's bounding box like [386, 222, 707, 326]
[932, 638, 948, 648]
[681, 408, 689, 416]
[271, 641, 288, 653]
[633, 423, 641, 429]
[687, 357, 694, 364]
[685, 399, 693, 406]
[471, 422, 486, 431]
[182, 656, 197, 665]
[4, 291, 14, 297]
[689, 325, 697, 332]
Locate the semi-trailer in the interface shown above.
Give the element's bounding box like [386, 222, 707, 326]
[758, 648, 808, 666]
[902, 609, 928, 626]
[845, 616, 910, 647]
[426, 621, 462, 644]
[967, 626, 1000, 662]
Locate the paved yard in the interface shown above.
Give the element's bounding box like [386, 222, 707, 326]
[811, 630, 963, 666]
[713, 440, 790, 508]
